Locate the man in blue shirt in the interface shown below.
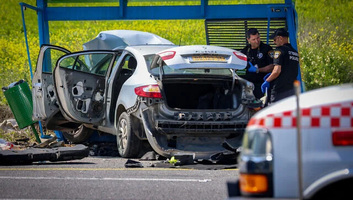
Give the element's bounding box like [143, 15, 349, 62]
[241, 28, 274, 100]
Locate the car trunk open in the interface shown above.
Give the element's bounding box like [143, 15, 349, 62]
[161, 77, 242, 110]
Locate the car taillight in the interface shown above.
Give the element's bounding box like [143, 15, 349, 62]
[158, 51, 176, 60]
[239, 174, 269, 194]
[332, 129, 353, 146]
[134, 85, 162, 98]
[233, 51, 247, 61]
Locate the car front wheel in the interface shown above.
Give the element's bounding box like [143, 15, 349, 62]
[116, 112, 141, 158]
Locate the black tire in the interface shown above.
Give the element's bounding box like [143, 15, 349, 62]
[62, 125, 93, 143]
[116, 112, 141, 158]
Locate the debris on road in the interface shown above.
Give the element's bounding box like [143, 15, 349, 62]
[0, 144, 89, 165]
[126, 152, 238, 170]
[1, 134, 89, 165]
[124, 159, 143, 168]
[140, 151, 163, 161]
[33, 135, 59, 148]
[173, 155, 194, 166]
[0, 119, 40, 146]
[89, 143, 119, 157]
[167, 155, 194, 166]
[149, 159, 237, 170]
[168, 156, 178, 165]
[0, 138, 14, 150]
[0, 119, 19, 133]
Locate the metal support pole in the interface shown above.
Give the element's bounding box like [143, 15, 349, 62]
[294, 80, 303, 200]
[37, 0, 50, 46]
[286, 5, 304, 92]
[30, 124, 42, 143]
[119, 0, 127, 19]
[20, 3, 36, 78]
[37, 0, 64, 141]
[20, 3, 49, 140]
[266, 7, 271, 45]
[201, 0, 208, 18]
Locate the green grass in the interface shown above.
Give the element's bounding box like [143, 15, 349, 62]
[296, 0, 353, 89]
[0, 0, 352, 105]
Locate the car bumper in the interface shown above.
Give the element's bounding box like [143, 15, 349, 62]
[139, 104, 249, 159]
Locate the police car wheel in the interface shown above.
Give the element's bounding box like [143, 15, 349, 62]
[116, 112, 141, 158]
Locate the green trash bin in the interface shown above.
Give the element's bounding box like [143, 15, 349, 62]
[3, 80, 41, 143]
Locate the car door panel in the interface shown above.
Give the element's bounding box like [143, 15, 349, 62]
[53, 51, 116, 124]
[32, 45, 70, 121]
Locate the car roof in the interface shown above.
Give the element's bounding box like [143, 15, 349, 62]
[83, 30, 174, 51]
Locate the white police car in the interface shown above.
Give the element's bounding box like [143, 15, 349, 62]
[229, 83, 353, 199]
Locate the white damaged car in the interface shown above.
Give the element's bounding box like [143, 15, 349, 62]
[32, 30, 260, 159]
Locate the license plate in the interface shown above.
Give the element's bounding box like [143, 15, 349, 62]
[190, 55, 226, 62]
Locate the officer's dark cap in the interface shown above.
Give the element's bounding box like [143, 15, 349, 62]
[271, 28, 289, 38]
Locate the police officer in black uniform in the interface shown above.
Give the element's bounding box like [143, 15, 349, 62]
[241, 28, 274, 99]
[261, 28, 299, 103]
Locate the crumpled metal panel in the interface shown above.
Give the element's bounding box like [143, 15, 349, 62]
[83, 30, 174, 50]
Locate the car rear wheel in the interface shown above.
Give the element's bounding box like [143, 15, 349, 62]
[62, 125, 93, 143]
[116, 112, 141, 158]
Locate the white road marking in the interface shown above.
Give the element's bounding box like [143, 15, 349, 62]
[0, 176, 212, 183]
[0, 167, 191, 171]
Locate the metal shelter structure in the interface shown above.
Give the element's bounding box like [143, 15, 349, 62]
[20, 0, 298, 46]
[19, 0, 301, 82]
[19, 0, 302, 140]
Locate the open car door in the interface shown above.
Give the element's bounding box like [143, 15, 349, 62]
[53, 51, 117, 124]
[32, 45, 70, 122]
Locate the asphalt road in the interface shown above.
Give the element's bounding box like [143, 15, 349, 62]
[0, 156, 239, 200]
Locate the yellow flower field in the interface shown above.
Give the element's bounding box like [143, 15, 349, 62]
[0, 0, 352, 105]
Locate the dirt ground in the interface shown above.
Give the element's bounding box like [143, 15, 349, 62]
[0, 104, 40, 145]
[0, 104, 13, 123]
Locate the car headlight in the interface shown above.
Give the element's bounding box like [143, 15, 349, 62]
[238, 128, 273, 197]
